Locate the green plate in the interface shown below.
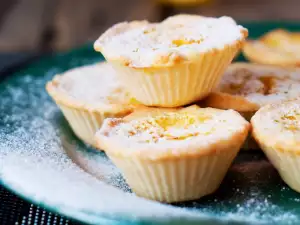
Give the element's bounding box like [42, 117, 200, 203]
[1, 22, 300, 225]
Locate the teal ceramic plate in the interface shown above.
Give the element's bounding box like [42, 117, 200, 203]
[1, 22, 300, 225]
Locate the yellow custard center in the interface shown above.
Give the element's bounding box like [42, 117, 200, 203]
[127, 112, 213, 143]
[276, 111, 300, 131]
[155, 113, 209, 129]
[172, 39, 202, 47]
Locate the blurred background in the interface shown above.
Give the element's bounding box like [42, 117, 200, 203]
[0, 0, 300, 53]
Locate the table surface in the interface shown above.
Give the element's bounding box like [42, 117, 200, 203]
[0, 185, 81, 225]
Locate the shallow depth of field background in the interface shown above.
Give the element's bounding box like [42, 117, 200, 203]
[0, 0, 299, 53]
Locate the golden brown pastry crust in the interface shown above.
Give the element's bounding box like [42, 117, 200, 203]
[203, 92, 259, 113]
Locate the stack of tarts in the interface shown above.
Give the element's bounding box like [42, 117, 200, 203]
[46, 14, 300, 203]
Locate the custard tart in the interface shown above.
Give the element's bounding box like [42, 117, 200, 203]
[95, 105, 249, 202]
[94, 14, 247, 107]
[46, 62, 138, 147]
[243, 29, 300, 66]
[252, 99, 300, 193]
[203, 63, 300, 119]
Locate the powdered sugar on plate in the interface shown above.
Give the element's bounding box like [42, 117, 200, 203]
[0, 52, 299, 225]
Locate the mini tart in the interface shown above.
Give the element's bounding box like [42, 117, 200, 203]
[96, 105, 249, 202]
[94, 14, 248, 107]
[46, 62, 138, 147]
[203, 63, 300, 116]
[243, 29, 300, 66]
[251, 99, 300, 193]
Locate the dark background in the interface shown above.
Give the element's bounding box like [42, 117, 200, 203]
[0, 0, 300, 53]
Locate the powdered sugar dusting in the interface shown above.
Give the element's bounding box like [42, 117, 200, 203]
[252, 100, 300, 144]
[96, 15, 246, 67]
[218, 63, 300, 107]
[51, 62, 132, 108]
[0, 53, 299, 224]
[99, 109, 248, 150]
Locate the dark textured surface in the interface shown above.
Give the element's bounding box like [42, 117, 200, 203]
[0, 185, 82, 225]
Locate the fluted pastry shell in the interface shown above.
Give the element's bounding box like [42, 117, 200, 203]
[96, 105, 249, 202]
[94, 14, 247, 107]
[252, 99, 300, 192]
[46, 62, 139, 147]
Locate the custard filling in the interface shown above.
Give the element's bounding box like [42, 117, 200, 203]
[172, 39, 202, 47]
[115, 112, 215, 143]
[274, 110, 300, 131]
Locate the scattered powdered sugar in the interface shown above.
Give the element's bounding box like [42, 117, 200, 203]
[0, 58, 299, 224]
[0, 67, 214, 224]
